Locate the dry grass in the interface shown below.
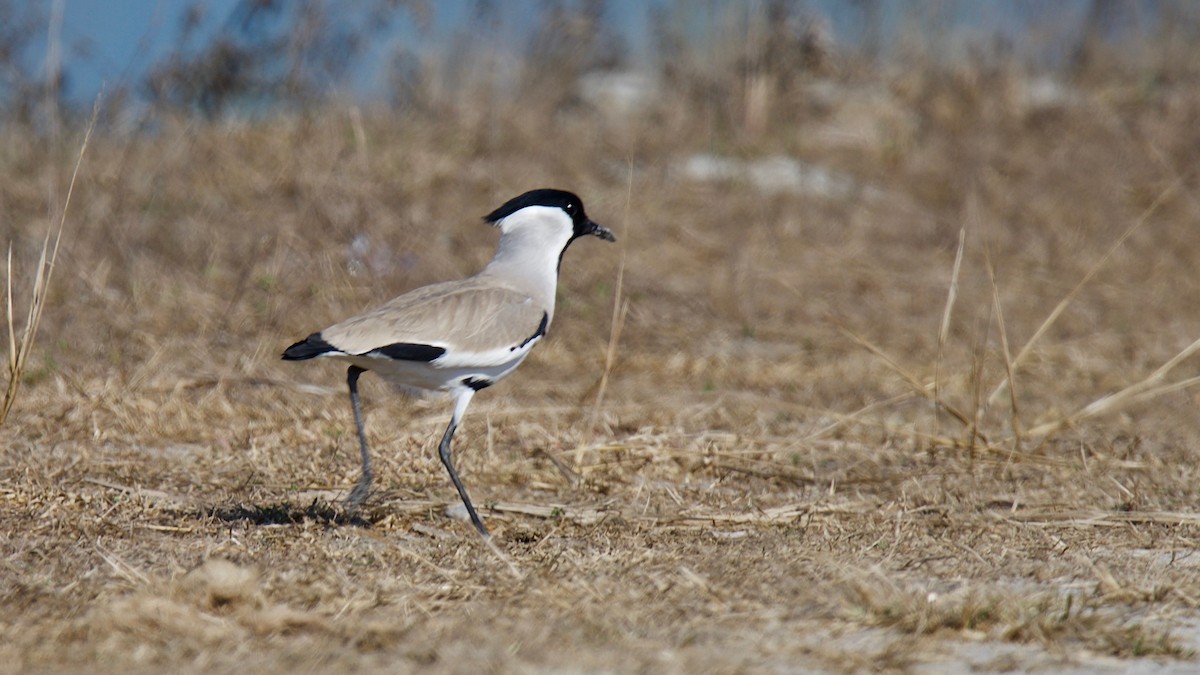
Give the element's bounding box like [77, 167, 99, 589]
[840, 570, 1187, 658]
[4, 44, 1200, 672]
[1, 100, 96, 426]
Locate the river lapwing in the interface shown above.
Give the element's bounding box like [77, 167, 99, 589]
[283, 189, 614, 538]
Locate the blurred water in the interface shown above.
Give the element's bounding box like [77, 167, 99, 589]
[24, 0, 1152, 109]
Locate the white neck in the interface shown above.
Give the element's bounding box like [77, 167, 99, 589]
[480, 207, 574, 315]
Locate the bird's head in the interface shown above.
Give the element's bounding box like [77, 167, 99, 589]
[483, 189, 615, 246]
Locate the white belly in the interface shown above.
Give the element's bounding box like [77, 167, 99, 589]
[334, 350, 531, 393]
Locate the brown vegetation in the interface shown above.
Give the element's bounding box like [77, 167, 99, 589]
[4, 7, 1200, 672]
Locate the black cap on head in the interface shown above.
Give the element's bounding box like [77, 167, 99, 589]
[484, 189, 615, 242]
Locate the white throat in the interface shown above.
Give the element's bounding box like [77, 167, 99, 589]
[481, 206, 575, 313]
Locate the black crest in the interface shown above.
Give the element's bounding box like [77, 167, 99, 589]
[484, 188, 587, 227]
[483, 188, 613, 247]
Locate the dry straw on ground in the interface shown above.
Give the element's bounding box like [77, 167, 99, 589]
[5, 28, 1200, 674]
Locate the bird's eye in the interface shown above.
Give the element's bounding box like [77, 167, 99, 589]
[566, 203, 576, 215]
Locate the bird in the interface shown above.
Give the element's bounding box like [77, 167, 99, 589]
[282, 189, 615, 538]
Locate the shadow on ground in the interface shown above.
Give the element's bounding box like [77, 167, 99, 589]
[203, 500, 374, 527]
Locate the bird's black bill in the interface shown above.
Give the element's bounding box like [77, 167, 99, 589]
[587, 219, 616, 242]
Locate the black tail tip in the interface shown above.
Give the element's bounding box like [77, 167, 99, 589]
[282, 333, 338, 361]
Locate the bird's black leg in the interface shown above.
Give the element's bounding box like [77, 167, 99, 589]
[345, 365, 372, 509]
[439, 389, 489, 538]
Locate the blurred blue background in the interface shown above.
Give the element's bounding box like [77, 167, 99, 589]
[5, 0, 1163, 114]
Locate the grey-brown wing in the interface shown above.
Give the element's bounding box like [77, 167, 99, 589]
[320, 280, 549, 364]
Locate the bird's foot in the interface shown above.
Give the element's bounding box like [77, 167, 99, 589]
[344, 481, 371, 511]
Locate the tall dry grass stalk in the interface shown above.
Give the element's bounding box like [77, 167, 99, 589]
[839, 326, 975, 436]
[933, 225, 966, 436]
[575, 165, 632, 466]
[853, 177, 1192, 455]
[1026, 335, 1200, 442]
[1, 100, 97, 426]
[589, 188, 631, 417]
[1001, 179, 1196, 445]
[984, 178, 1183, 408]
[984, 244, 1022, 448]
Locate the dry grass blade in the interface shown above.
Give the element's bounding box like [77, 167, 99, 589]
[839, 325, 976, 434]
[1025, 335, 1200, 440]
[866, 421, 1073, 467]
[934, 226, 967, 436]
[588, 296, 628, 421]
[1, 97, 99, 426]
[985, 178, 1182, 408]
[5, 245, 14, 375]
[576, 164, 632, 464]
[997, 509, 1200, 531]
[95, 541, 151, 587]
[803, 391, 918, 441]
[482, 534, 524, 581]
[984, 245, 1022, 445]
[593, 169, 632, 416]
[491, 501, 612, 524]
[1129, 374, 1200, 403]
[965, 289, 996, 458]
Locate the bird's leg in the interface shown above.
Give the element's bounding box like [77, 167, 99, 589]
[439, 389, 489, 538]
[345, 365, 372, 509]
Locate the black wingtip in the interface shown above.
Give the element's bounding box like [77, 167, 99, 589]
[282, 333, 338, 361]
